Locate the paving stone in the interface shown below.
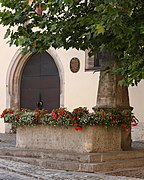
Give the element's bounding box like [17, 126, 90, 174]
[0, 133, 143, 179]
[0, 158, 142, 180]
[0, 168, 36, 180]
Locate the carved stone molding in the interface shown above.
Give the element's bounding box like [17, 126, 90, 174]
[6, 48, 65, 109]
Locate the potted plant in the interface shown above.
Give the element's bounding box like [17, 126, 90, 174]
[0, 107, 138, 152]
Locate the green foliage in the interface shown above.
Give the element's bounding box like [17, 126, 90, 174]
[0, 0, 144, 85]
[0, 107, 138, 131]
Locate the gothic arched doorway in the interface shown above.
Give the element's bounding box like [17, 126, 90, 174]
[20, 52, 60, 111]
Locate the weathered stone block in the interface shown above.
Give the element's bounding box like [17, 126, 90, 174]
[121, 128, 131, 150]
[16, 126, 122, 153]
[0, 118, 12, 133]
[132, 122, 144, 141]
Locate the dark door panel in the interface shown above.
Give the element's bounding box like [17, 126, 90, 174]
[40, 76, 60, 88]
[21, 77, 40, 88]
[41, 89, 60, 102]
[21, 89, 39, 110]
[41, 88, 60, 111]
[23, 55, 41, 76]
[20, 52, 60, 111]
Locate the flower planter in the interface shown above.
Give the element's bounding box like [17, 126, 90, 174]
[16, 125, 122, 153]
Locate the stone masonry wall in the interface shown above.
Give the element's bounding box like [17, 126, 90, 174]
[132, 122, 144, 141]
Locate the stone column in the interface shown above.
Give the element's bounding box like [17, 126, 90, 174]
[96, 51, 132, 150]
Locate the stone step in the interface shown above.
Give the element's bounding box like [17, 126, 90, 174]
[1, 155, 144, 173]
[0, 148, 144, 163]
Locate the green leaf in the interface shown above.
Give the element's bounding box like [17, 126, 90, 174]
[4, 28, 10, 39]
[0, 0, 144, 85]
[96, 24, 105, 35]
[140, 25, 144, 34]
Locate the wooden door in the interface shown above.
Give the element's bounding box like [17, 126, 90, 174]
[20, 52, 60, 112]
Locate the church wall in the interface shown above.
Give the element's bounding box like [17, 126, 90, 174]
[0, 27, 99, 114]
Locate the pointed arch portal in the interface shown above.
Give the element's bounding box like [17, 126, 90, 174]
[20, 52, 60, 111]
[6, 48, 64, 111]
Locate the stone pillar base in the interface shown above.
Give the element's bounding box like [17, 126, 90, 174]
[0, 118, 12, 133]
[121, 128, 131, 150]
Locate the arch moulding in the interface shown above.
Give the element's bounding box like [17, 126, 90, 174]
[6, 48, 65, 110]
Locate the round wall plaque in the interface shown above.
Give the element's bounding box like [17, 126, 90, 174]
[70, 57, 80, 73]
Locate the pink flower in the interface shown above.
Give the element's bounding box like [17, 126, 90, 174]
[71, 117, 75, 121]
[73, 124, 78, 127]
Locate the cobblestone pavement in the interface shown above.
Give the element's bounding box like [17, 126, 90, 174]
[0, 133, 16, 148]
[0, 158, 142, 180]
[0, 133, 143, 180]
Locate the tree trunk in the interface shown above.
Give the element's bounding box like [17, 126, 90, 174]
[96, 51, 132, 150]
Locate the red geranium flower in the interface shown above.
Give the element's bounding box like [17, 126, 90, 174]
[33, 41, 36, 47]
[75, 127, 83, 131]
[132, 123, 138, 126]
[51, 111, 57, 120]
[73, 124, 78, 127]
[35, 113, 39, 118]
[34, 109, 39, 112]
[58, 113, 61, 117]
[9, 111, 13, 114]
[16, 115, 20, 119]
[121, 123, 127, 128]
[112, 119, 117, 123]
[60, 109, 65, 114]
[71, 117, 75, 121]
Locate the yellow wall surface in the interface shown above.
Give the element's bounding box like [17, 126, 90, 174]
[0, 26, 18, 109]
[129, 82, 144, 122]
